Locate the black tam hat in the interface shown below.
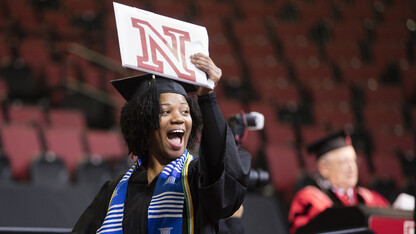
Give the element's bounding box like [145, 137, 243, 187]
[307, 130, 353, 158]
[111, 74, 196, 129]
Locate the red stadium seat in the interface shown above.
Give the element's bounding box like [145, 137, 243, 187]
[43, 127, 86, 178]
[363, 107, 404, 135]
[239, 1, 277, 19]
[5, 0, 37, 32]
[196, 1, 232, 19]
[61, 0, 98, 16]
[325, 40, 361, 66]
[330, 20, 367, 42]
[86, 129, 127, 160]
[314, 106, 355, 129]
[363, 86, 404, 108]
[339, 2, 373, 21]
[264, 122, 296, 147]
[294, 63, 334, 88]
[240, 129, 263, 162]
[247, 101, 279, 126]
[265, 144, 301, 198]
[274, 22, 310, 44]
[310, 84, 351, 104]
[217, 98, 244, 121]
[299, 125, 329, 147]
[8, 104, 47, 127]
[298, 1, 333, 21]
[371, 41, 409, 67]
[341, 65, 382, 87]
[357, 153, 372, 187]
[372, 153, 405, 188]
[48, 108, 87, 130]
[0, 124, 42, 181]
[0, 36, 11, 60]
[300, 147, 317, 175]
[18, 37, 51, 76]
[401, 66, 416, 102]
[283, 43, 320, 65]
[375, 22, 409, 43]
[152, 0, 188, 20]
[371, 134, 415, 155]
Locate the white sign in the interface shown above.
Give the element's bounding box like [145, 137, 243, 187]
[113, 2, 213, 89]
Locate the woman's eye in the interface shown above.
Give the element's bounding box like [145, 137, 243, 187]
[161, 110, 170, 114]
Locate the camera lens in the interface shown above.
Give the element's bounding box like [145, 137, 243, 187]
[248, 168, 270, 189]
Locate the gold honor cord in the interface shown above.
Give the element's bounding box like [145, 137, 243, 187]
[182, 153, 194, 234]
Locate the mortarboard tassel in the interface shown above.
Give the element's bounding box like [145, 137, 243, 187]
[149, 75, 160, 130]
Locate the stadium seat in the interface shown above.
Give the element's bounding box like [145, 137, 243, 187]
[0, 124, 42, 181]
[357, 153, 372, 187]
[265, 144, 301, 198]
[18, 37, 51, 76]
[371, 134, 415, 156]
[86, 129, 126, 161]
[294, 63, 334, 88]
[196, 1, 232, 20]
[48, 108, 87, 130]
[282, 43, 320, 65]
[75, 157, 112, 191]
[42, 127, 85, 177]
[310, 84, 351, 104]
[298, 1, 333, 21]
[0, 36, 10, 60]
[363, 85, 404, 109]
[247, 101, 279, 126]
[217, 98, 244, 121]
[341, 65, 382, 87]
[240, 129, 263, 162]
[264, 121, 296, 148]
[299, 125, 329, 147]
[330, 20, 368, 42]
[314, 106, 354, 129]
[29, 152, 69, 187]
[325, 40, 361, 66]
[238, 1, 278, 19]
[152, 0, 188, 20]
[8, 104, 47, 127]
[371, 42, 409, 67]
[401, 66, 416, 102]
[372, 152, 405, 189]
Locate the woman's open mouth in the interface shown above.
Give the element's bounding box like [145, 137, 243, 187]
[167, 129, 185, 150]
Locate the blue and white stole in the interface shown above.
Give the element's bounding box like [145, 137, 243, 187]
[97, 150, 194, 234]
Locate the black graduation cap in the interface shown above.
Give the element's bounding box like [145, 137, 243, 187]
[307, 130, 353, 158]
[110, 73, 197, 130]
[111, 73, 197, 101]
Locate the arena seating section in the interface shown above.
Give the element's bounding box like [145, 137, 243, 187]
[0, 0, 415, 230]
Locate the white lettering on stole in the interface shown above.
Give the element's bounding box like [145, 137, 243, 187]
[158, 227, 173, 234]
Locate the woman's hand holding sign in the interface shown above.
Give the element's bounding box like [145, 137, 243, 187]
[190, 53, 222, 96]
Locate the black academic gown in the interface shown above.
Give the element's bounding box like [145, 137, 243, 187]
[72, 92, 251, 234]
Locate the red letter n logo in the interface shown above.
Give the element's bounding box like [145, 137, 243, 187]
[131, 17, 196, 82]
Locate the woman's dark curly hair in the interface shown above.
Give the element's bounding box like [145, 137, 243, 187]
[120, 90, 202, 167]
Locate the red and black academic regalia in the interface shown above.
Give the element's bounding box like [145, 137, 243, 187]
[288, 185, 390, 234]
[72, 93, 251, 234]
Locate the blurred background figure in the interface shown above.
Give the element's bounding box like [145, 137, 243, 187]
[288, 130, 389, 234]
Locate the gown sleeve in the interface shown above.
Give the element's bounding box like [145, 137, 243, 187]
[288, 186, 333, 234]
[197, 92, 251, 222]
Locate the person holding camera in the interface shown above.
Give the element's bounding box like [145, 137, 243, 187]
[288, 130, 389, 233]
[72, 53, 251, 234]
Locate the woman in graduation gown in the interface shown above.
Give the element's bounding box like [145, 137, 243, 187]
[72, 53, 251, 234]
